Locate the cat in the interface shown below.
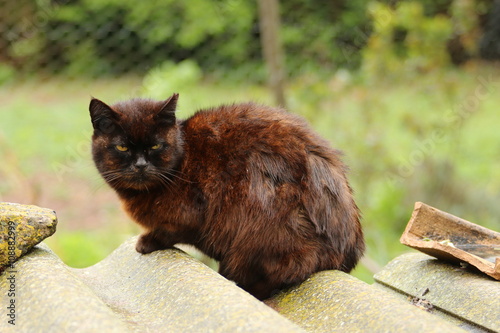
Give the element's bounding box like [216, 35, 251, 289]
[89, 93, 364, 300]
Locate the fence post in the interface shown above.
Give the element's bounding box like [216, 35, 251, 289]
[257, 0, 287, 108]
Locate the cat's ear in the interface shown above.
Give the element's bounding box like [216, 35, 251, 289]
[89, 98, 119, 134]
[156, 93, 179, 125]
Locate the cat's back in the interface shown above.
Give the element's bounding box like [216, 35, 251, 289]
[179, 101, 346, 203]
[182, 102, 327, 152]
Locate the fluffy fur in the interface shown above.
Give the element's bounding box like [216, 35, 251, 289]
[89, 93, 364, 300]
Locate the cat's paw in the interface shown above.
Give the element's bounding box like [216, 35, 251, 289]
[135, 233, 165, 254]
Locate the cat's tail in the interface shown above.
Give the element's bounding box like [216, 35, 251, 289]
[303, 146, 365, 272]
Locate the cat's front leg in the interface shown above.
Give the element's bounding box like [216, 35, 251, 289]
[135, 229, 174, 254]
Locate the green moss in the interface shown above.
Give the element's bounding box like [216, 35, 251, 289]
[0, 202, 57, 267]
[270, 270, 464, 332]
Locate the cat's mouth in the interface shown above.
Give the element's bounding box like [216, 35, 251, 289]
[105, 169, 159, 191]
[125, 171, 158, 190]
[102, 167, 173, 191]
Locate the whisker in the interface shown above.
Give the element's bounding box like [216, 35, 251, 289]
[153, 173, 176, 191]
[158, 168, 194, 183]
[94, 165, 195, 193]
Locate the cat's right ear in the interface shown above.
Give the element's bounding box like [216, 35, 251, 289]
[156, 93, 179, 125]
[89, 98, 119, 134]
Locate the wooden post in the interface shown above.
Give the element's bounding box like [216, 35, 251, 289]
[257, 0, 286, 107]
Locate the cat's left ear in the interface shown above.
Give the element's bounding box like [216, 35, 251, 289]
[156, 93, 179, 125]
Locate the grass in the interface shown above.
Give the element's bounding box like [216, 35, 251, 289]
[1, 65, 500, 283]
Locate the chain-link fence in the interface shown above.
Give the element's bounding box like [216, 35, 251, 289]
[2, 0, 498, 83]
[1, 0, 367, 81]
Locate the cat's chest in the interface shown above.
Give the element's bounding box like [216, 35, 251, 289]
[120, 188, 202, 228]
[122, 194, 164, 226]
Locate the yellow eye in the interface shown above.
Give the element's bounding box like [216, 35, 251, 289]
[150, 144, 162, 150]
[116, 145, 128, 152]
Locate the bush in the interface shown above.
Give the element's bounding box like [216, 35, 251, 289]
[362, 1, 453, 79]
[1, 0, 372, 78]
[142, 60, 203, 99]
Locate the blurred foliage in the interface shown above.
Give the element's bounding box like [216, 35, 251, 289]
[480, 0, 500, 59]
[375, 0, 494, 65]
[363, 1, 453, 77]
[279, 0, 371, 73]
[4, 0, 497, 80]
[0, 63, 15, 84]
[142, 60, 203, 99]
[50, 0, 257, 74]
[1, 0, 371, 77]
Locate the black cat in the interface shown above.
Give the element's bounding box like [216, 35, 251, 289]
[89, 93, 364, 300]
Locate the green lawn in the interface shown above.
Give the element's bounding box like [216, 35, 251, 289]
[1, 66, 499, 283]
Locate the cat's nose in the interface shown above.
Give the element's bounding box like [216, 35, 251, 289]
[134, 156, 148, 170]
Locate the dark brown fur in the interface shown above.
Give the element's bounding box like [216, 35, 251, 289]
[89, 93, 364, 300]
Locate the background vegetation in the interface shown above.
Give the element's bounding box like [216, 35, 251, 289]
[1, 0, 500, 282]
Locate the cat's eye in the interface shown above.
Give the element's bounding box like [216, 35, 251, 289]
[115, 145, 129, 152]
[150, 144, 162, 150]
